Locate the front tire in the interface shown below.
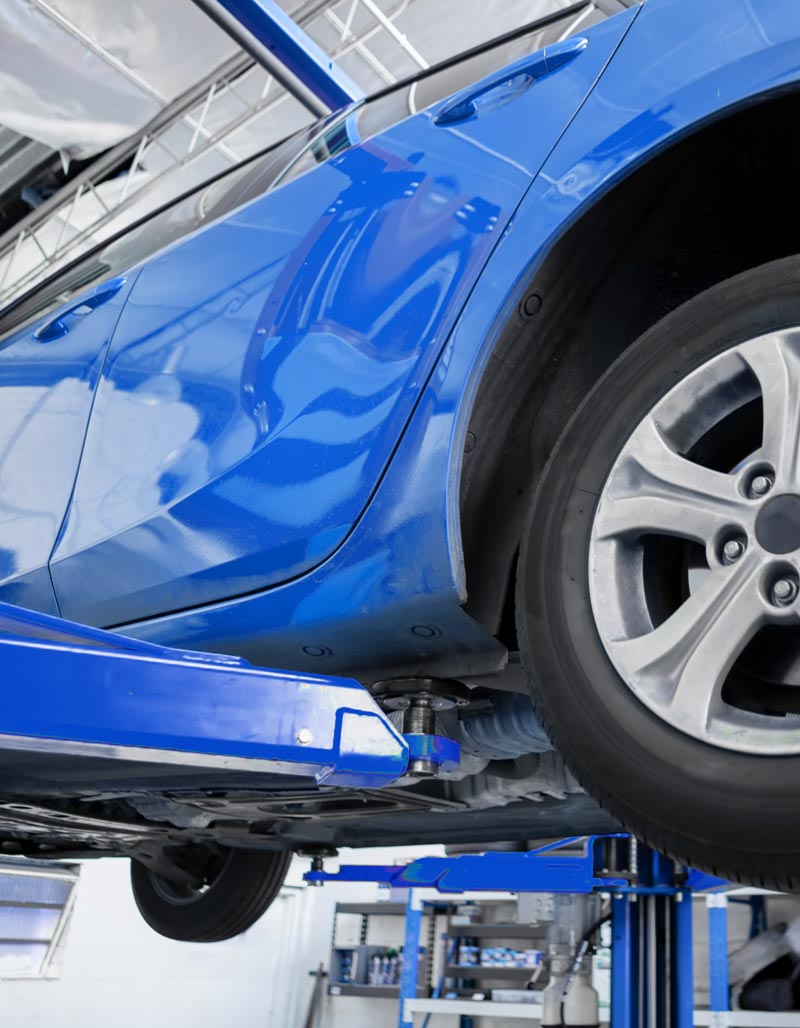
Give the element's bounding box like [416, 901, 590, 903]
[131, 845, 291, 942]
[518, 256, 800, 888]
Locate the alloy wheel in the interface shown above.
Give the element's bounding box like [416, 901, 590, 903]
[589, 329, 800, 754]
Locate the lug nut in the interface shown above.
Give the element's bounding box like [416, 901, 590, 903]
[722, 538, 745, 564]
[750, 474, 772, 498]
[772, 578, 798, 606]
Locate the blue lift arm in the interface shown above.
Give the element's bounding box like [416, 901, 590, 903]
[0, 601, 419, 789]
[306, 835, 631, 893]
[311, 838, 732, 1028]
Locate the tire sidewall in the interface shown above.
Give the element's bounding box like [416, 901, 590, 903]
[131, 847, 291, 942]
[519, 258, 800, 877]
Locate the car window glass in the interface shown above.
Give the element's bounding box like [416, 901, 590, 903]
[0, 122, 322, 339]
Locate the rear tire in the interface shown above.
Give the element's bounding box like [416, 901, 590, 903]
[131, 845, 291, 942]
[518, 256, 800, 889]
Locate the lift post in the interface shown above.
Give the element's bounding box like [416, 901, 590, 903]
[306, 836, 731, 1028]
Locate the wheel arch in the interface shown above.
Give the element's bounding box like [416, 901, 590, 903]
[458, 84, 800, 640]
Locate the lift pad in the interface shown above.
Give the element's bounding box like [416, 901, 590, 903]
[0, 602, 413, 789]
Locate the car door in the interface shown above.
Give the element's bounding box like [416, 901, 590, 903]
[51, 6, 637, 628]
[0, 267, 138, 614]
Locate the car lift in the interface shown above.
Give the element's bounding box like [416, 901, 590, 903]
[0, 598, 743, 1028]
[303, 835, 741, 1028]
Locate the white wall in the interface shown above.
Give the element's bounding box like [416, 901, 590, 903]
[0, 846, 442, 1028]
[6, 849, 773, 1028]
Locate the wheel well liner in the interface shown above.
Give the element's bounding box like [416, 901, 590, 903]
[460, 87, 800, 639]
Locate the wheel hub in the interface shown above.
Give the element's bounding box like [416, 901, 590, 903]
[588, 329, 800, 755]
[755, 493, 800, 553]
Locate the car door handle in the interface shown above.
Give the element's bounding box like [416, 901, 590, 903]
[34, 276, 127, 342]
[433, 36, 588, 126]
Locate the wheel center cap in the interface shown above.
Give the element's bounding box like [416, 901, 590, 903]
[755, 493, 800, 554]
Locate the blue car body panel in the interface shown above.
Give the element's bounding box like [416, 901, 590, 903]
[49, 12, 633, 628]
[98, 0, 800, 676]
[0, 273, 139, 616]
[0, 0, 797, 687]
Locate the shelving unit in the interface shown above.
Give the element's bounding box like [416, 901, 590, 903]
[445, 909, 545, 996]
[446, 922, 542, 939]
[329, 983, 402, 998]
[404, 997, 613, 1023]
[445, 964, 536, 981]
[404, 997, 544, 1021]
[327, 900, 446, 1000]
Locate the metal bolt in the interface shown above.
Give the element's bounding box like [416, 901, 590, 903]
[296, 728, 313, 745]
[722, 539, 745, 564]
[750, 474, 772, 498]
[772, 578, 798, 606]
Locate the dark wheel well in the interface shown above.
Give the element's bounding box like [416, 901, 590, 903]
[460, 86, 800, 640]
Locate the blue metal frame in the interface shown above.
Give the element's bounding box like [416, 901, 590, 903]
[673, 891, 694, 1028]
[707, 895, 730, 1016]
[216, 0, 363, 108]
[305, 836, 738, 1028]
[0, 600, 415, 788]
[399, 890, 422, 1028]
[305, 836, 629, 893]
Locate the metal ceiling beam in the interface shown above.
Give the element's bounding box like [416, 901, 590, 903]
[195, 0, 363, 112]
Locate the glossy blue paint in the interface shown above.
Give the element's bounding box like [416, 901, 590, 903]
[106, 0, 800, 678]
[0, 272, 139, 616]
[399, 890, 422, 1028]
[707, 896, 730, 1014]
[673, 890, 694, 1028]
[50, 12, 630, 629]
[433, 35, 588, 126]
[216, 0, 363, 108]
[0, 599, 409, 788]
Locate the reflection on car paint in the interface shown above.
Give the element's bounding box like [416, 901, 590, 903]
[51, 46, 593, 626]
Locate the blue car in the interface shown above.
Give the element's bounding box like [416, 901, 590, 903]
[0, 0, 799, 940]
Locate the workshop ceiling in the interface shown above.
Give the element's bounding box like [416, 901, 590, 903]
[0, 0, 577, 305]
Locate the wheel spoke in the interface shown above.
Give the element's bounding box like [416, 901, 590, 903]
[596, 416, 747, 543]
[609, 558, 766, 739]
[740, 331, 800, 485]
